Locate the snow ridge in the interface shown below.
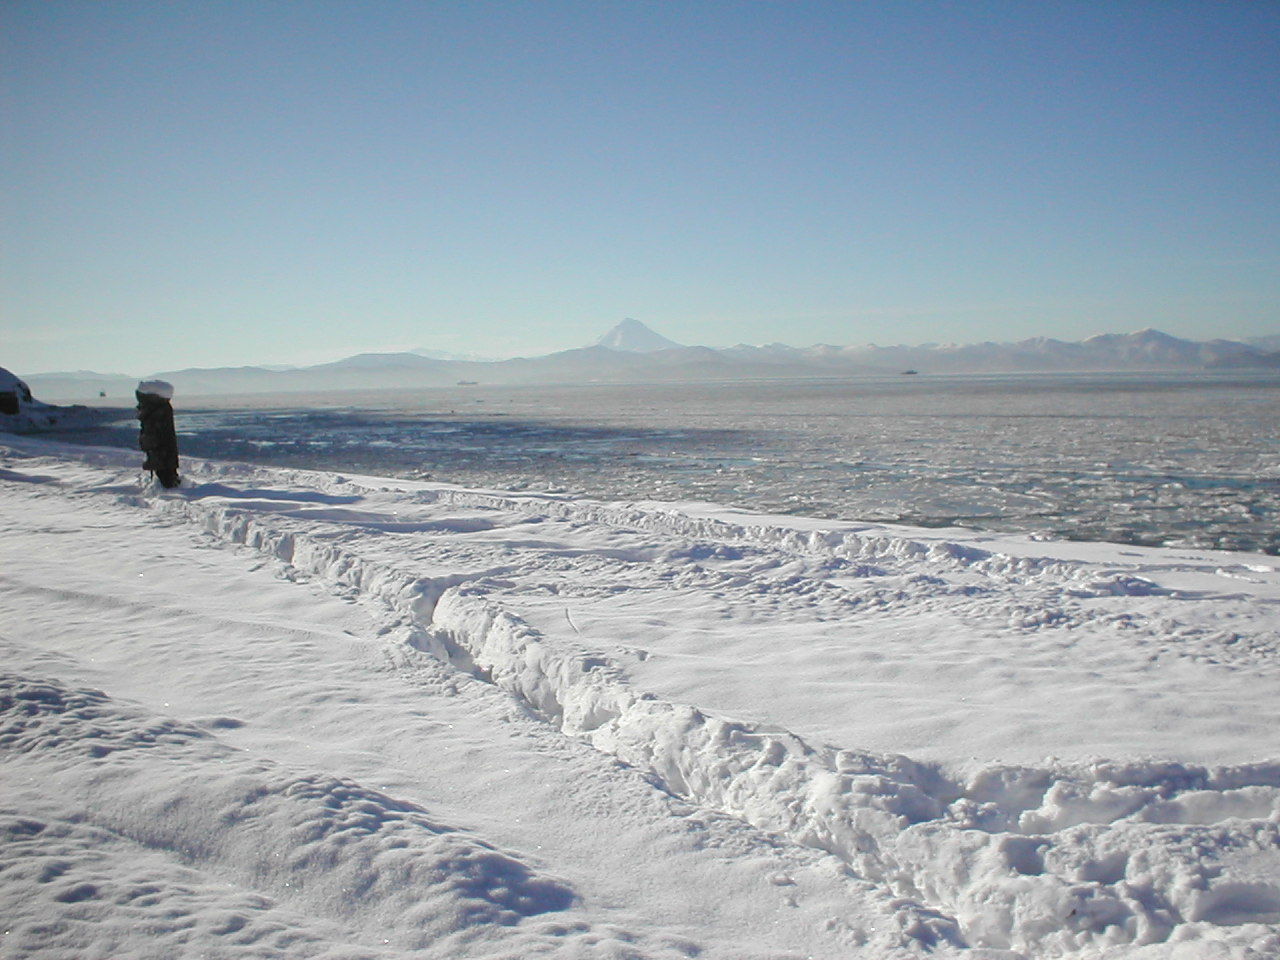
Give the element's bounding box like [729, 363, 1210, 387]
[136, 462, 1280, 956]
[0, 672, 580, 954]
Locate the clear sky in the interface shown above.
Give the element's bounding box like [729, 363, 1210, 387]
[3, 0, 1278, 374]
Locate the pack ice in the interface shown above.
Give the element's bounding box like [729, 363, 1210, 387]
[1, 434, 1277, 960]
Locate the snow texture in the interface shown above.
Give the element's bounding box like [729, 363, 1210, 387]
[1, 434, 1278, 959]
[136, 379, 175, 399]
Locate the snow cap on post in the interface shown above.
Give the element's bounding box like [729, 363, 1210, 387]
[136, 380, 175, 399]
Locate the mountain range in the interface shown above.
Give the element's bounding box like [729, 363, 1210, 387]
[18, 321, 1280, 400]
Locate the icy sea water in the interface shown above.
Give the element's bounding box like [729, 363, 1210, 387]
[76, 372, 1279, 554]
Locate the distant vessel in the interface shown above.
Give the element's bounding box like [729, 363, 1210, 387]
[900, 369, 919, 375]
[456, 380, 478, 386]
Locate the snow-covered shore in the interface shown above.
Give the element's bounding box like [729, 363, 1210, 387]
[2, 435, 1278, 959]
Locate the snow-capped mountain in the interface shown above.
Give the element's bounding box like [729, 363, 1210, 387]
[14, 326, 1280, 399]
[723, 329, 1277, 374]
[594, 318, 685, 352]
[410, 347, 499, 362]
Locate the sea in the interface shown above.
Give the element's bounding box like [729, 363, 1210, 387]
[54, 372, 1280, 555]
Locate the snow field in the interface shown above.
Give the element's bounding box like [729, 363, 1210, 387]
[2, 436, 1279, 958]
[0, 672, 589, 953]
[0, 441, 910, 959]
[0, 656, 730, 960]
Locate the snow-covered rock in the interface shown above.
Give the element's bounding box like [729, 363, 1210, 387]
[0, 366, 33, 402]
[0, 365, 61, 431]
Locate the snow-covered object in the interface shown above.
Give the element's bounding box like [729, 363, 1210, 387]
[136, 379, 174, 399]
[0, 366, 31, 397]
[0, 364, 63, 431]
[1, 433, 1279, 958]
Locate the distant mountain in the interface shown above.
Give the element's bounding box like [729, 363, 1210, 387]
[594, 318, 684, 352]
[725, 329, 1277, 375]
[147, 365, 304, 396]
[16, 326, 1280, 400]
[20, 370, 138, 399]
[410, 347, 500, 362]
[1245, 334, 1280, 352]
[1206, 347, 1280, 370]
[310, 352, 446, 372]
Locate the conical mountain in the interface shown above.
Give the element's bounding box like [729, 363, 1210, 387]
[594, 318, 684, 353]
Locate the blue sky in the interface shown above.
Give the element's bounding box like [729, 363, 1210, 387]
[3, 1, 1278, 374]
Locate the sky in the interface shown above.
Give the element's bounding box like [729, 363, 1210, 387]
[2, 0, 1278, 374]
